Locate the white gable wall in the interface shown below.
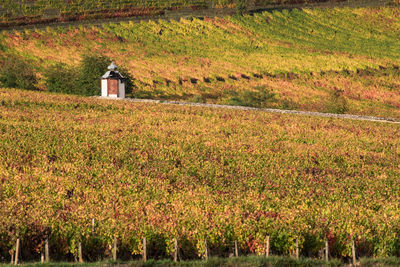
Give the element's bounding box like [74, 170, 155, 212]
[101, 78, 125, 99]
[101, 79, 108, 97]
[118, 80, 125, 99]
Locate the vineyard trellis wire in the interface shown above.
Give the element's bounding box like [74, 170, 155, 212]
[6, 222, 359, 265]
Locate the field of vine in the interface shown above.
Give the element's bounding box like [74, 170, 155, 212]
[1, 7, 400, 120]
[0, 88, 399, 262]
[0, 0, 338, 27]
[0, 0, 210, 27]
[0, 0, 340, 20]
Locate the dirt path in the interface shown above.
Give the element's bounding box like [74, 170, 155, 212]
[99, 97, 400, 124]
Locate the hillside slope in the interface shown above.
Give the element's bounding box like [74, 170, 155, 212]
[1, 7, 400, 119]
[0, 0, 366, 27]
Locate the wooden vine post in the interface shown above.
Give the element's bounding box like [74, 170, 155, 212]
[265, 236, 270, 257]
[234, 240, 239, 257]
[352, 240, 356, 266]
[173, 238, 178, 262]
[14, 237, 20, 265]
[78, 242, 83, 263]
[295, 238, 299, 260]
[40, 241, 44, 263]
[143, 237, 147, 262]
[113, 237, 117, 261]
[325, 240, 329, 262]
[204, 239, 208, 260]
[41, 237, 49, 263]
[45, 237, 49, 262]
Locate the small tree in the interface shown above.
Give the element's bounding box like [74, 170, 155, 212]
[44, 63, 78, 94]
[44, 54, 134, 96]
[0, 54, 37, 90]
[77, 54, 134, 96]
[326, 88, 348, 114]
[77, 54, 110, 96]
[118, 65, 134, 95]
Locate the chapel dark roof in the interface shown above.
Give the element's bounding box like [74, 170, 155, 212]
[101, 62, 125, 79]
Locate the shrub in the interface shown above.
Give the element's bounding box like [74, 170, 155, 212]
[223, 86, 277, 108]
[44, 54, 134, 96]
[326, 88, 348, 114]
[77, 54, 110, 96]
[118, 65, 134, 95]
[44, 62, 78, 94]
[235, 0, 247, 15]
[0, 54, 37, 90]
[77, 54, 134, 96]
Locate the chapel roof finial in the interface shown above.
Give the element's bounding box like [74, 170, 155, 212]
[108, 62, 118, 71]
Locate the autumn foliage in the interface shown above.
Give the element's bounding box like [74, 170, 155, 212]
[1, 7, 400, 119]
[0, 89, 399, 261]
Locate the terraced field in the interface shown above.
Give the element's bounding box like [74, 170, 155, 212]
[0, 88, 399, 261]
[1, 7, 400, 119]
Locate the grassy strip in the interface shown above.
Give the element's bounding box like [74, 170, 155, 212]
[0, 256, 342, 266]
[5, 256, 400, 266]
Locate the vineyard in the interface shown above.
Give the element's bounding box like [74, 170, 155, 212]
[1, 5, 400, 263]
[1, 7, 400, 119]
[0, 88, 400, 262]
[0, 0, 347, 27]
[0, 0, 209, 27]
